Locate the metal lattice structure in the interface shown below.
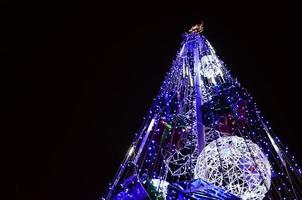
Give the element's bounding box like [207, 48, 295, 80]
[194, 136, 271, 200]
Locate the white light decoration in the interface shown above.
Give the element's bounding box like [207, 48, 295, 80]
[149, 179, 169, 199]
[200, 55, 224, 85]
[165, 125, 223, 178]
[262, 121, 286, 167]
[127, 146, 135, 158]
[194, 136, 271, 200]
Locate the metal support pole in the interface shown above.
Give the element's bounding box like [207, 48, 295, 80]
[193, 42, 205, 154]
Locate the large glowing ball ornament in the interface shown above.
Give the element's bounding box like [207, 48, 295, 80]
[194, 136, 271, 200]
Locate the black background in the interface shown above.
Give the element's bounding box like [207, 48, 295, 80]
[11, 1, 302, 200]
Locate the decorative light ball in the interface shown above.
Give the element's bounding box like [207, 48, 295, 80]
[194, 136, 271, 200]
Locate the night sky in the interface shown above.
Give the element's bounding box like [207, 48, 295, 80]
[12, 1, 302, 200]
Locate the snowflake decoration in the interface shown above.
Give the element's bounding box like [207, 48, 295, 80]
[200, 55, 225, 85]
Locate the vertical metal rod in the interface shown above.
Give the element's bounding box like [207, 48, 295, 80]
[193, 41, 205, 154]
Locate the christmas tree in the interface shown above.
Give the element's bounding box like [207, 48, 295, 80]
[104, 23, 302, 200]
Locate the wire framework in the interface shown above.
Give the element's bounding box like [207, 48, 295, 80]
[194, 136, 271, 200]
[104, 31, 302, 200]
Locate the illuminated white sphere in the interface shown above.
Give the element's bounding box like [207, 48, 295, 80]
[194, 136, 271, 200]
